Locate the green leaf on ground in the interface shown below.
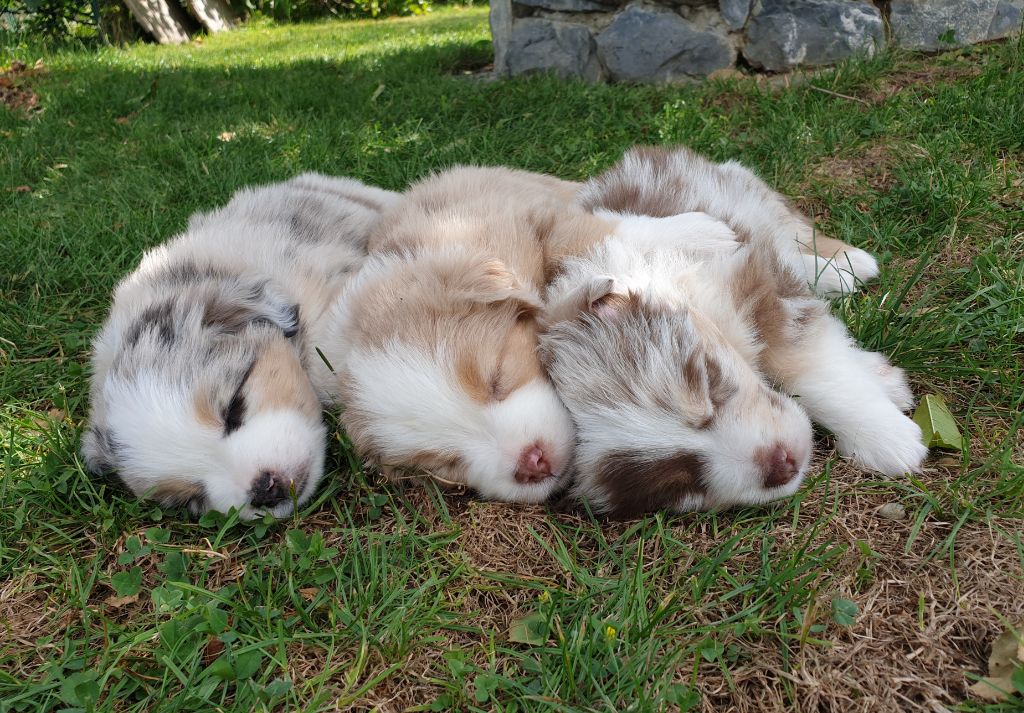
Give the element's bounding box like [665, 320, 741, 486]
[912, 394, 963, 450]
[508, 611, 549, 645]
[831, 598, 858, 627]
[699, 638, 725, 662]
[59, 670, 101, 707]
[112, 567, 143, 597]
[234, 649, 263, 679]
[207, 654, 235, 681]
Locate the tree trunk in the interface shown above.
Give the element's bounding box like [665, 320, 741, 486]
[183, 0, 237, 33]
[121, 0, 194, 44]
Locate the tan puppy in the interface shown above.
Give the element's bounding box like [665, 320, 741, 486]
[311, 167, 618, 503]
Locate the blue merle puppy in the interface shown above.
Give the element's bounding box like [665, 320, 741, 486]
[82, 173, 398, 518]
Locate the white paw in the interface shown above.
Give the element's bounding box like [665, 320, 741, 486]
[658, 212, 738, 246]
[602, 210, 739, 257]
[838, 412, 928, 476]
[858, 351, 915, 412]
[803, 248, 879, 298]
[842, 247, 880, 282]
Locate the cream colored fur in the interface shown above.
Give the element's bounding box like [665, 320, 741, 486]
[313, 167, 603, 503]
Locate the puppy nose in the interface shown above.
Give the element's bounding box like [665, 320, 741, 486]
[515, 445, 553, 484]
[250, 470, 293, 507]
[760, 444, 799, 488]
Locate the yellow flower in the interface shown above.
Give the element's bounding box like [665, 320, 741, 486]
[605, 625, 617, 641]
[538, 590, 551, 604]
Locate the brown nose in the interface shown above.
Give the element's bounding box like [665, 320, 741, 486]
[251, 470, 294, 507]
[515, 445, 554, 484]
[759, 444, 799, 488]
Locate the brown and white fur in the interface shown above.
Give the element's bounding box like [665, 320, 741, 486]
[540, 146, 926, 518]
[82, 174, 399, 518]
[310, 167, 621, 503]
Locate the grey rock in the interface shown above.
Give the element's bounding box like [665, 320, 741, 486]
[490, 0, 513, 76]
[876, 503, 907, 521]
[543, 9, 619, 34]
[514, 0, 609, 12]
[720, 0, 751, 30]
[743, 0, 884, 71]
[505, 18, 602, 81]
[890, 0, 1024, 50]
[596, 5, 735, 81]
[992, 1, 1024, 38]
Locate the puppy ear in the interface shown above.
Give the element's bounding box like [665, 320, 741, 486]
[538, 274, 628, 328]
[201, 279, 301, 338]
[459, 258, 544, 317]
[584, 276, 619, 320]
[585, 275, 630, 321]
[81, 424, 118, 474]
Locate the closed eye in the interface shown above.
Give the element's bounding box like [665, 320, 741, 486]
[696, 356, 737, 430]
[705, 357, 738, 411]
[222, 391, 246, 435]
[222, 360, 255, 436]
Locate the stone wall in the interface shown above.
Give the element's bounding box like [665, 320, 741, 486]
[490, 0, 1024, 82]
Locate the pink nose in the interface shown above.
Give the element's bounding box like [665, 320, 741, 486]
[760, 443, 799, 488]
[515, 445, 554, 484]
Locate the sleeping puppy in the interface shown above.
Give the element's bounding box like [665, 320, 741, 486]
[311, 166, 622, 503]
[576, 147, 882, 298]
[540, 146, 926, 518]
[313, 161, 885, 509]
[82, 174, 399, 518]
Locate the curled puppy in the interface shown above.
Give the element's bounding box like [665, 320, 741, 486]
[83, 174, 399, 518]
[541, 147, 926, 517]
[312, 167, 609, 503]
[541, 218, 815, 518]
[578, 147, 924, 468]
[576, 146, 881, 298]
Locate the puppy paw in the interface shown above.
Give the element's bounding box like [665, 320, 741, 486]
[604, 210, 739, 257]
[658, 212, 738, 251]
[858, 351, 915, 412]
[838, 412, 929, 476]
[840, 247, 880, 283]
[803, 248, 879, 298]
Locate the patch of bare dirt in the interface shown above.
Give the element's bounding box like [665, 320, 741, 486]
[808, 141, 927, 197]
[0, 572, 79, 678]
[456, 502, 566, 582]
[862, 59, 984, 105]
[693, 472, 1024, 712]
[0, 60, 45, 115]
[703, 68, 820, 112]
[706, 50, 988, 114]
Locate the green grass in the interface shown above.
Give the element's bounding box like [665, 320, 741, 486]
[1, 8, 1023, 712]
